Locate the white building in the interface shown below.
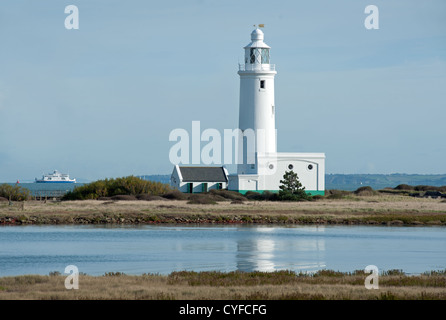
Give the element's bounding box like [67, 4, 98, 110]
[171, 165, 229, 193]
[227, 27, 325, 195]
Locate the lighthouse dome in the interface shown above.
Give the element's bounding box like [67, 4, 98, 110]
[251, 28, 264, 41]
[244, 28, 270, 49]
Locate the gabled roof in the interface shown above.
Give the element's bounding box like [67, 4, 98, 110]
[178, 166, 228, 183]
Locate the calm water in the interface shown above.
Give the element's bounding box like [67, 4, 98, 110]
[5, 183, 83, 197]
[0, 225, 445, 276]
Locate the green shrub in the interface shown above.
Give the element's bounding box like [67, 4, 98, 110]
[209, 189, 247, 201]
[325, 189, 351, 199]
[0, 184, 31, 201]
[394, 184, 415, 191]
[110, 195, 138, 201]
[162, 190, 188, 200]
[414, 185, 446, 192]
[354, 186, 378, 196]
[245, 190, 280, 201]
[62, 176, 172, 200]
[187, 194, 217, 205]
[136, 194, 165, 201]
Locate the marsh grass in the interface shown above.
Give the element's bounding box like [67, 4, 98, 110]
[1, 193, 445, 225]
[1, 270, 445, 300]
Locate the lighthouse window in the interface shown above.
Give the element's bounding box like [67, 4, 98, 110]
[249, 48, 267, 64]
[250, 48, 256, 63]
[260, 80, 265, 89]
[261, 48, 270, 64]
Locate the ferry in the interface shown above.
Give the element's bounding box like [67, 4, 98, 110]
[35, 170, 76, 183]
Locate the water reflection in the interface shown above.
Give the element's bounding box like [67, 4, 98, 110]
[1, 225, 444, 276]
[236, 226, 326, 273]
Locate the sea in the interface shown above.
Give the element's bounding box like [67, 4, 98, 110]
[4, 182, 84, 197]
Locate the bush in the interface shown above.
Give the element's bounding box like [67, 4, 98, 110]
[206, 193, 228, 202]
[394, 184, 415, 191]
[209, 189, 247, 201]
[62, 176, 172, 200]
[136, 194, 165, 201]
[98, 197, 112, 201]
[110, 195, 138, 201]
[414, 185, 446, 192]
[187, 194, 217, 205]
[354, 186, 377, 196]
[0, 184, 31, 201]
[244, 191, 263, 200]
[161, 190, 188, 200]
[245, 190, 279, 201]
[325, 189, 351, 199]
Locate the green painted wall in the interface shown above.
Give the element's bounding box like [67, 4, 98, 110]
[235, 190, 325, 196]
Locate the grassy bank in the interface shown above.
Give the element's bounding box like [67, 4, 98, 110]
[1, 192, 445, 226]
[1, 269, 445, 300]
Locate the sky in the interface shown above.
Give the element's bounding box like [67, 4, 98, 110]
[0, 0, 445, 182]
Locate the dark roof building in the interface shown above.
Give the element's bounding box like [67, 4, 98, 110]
[179, 166, 228, 182]
[170, 165, 229, 193]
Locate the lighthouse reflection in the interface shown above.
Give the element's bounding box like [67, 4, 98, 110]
[235, 226, 326, 273]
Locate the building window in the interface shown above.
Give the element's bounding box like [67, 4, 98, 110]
[308, 164, 313, 170]
[260, 80, 265, 89]
[217, 183, 222, 190]
[202, 183, 208, 192]
[288, 164, 294, 170]
[187, 183, 193, 193]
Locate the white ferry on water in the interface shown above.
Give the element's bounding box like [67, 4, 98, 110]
[35, 170, 76, 183]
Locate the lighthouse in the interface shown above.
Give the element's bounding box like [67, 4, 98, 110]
[237, 27, 277, 175]
[228, 27, 326, 195]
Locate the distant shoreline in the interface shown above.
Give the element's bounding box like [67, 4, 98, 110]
[4, 172, 446, 191]
[1, 194, 445, 226]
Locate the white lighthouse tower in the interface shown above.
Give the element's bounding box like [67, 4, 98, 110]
[228, 26, 325, 195]
[237, 27, 277, 175]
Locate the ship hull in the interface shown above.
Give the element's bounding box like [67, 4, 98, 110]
[35, 181, 76, 183]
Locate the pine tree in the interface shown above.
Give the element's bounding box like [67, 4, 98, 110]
[278, 170, 310, 201]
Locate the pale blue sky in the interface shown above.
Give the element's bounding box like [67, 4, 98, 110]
[0, 0, 445, 182]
